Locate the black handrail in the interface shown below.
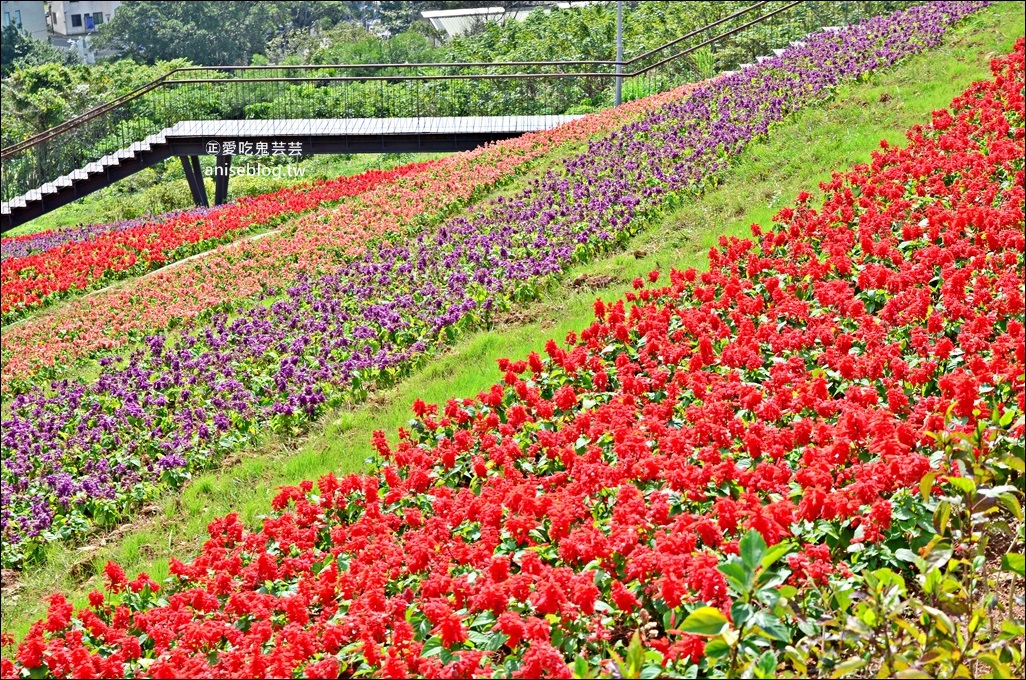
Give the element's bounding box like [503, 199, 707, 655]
[155, 3, 801, 85]
[1, 2, 774, 160]
[624, 1, 770, 64]
[634, 1, 801, 75]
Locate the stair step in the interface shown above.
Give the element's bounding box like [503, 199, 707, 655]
[55, 176, 74, 188]
[70, 169, 90, 181]
[41, 183, 59, 196]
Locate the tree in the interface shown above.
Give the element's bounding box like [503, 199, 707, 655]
[1, 24, 79, 78]
[90, 1, 364, 66]
[91, 2, 268, 65]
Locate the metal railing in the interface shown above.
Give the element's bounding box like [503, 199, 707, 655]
[1, 1, 914, 203]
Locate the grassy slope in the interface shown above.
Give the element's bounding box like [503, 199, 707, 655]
[3, 1, 1023, 639]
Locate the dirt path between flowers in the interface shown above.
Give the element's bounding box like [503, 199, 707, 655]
[2, 228, 281, 331]
[82, 228, 282, 300]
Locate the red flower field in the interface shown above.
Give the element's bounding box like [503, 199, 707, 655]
[0, 164, 433, 321]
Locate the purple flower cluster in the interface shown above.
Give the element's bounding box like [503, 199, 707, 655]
[0, 208, 215, 262]
[0, 1, 985, 567]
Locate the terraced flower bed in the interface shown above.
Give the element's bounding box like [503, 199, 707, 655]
[1, 28, 1021, 680]
[0, 2, 984, 570]
[0, 166, 434, 323]
[0, 2, 986, 569]
[0, 84, 692, 392]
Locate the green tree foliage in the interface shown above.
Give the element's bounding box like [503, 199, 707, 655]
[445, 1, 750, 63]
[91, 1, 366, 65]
[0, 24, 79, 78]
[0, 58, 191, 146]
[310, 29, 443, 67]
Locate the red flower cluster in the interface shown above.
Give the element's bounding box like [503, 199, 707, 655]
[0, 163, 432, 319]
[2, 38, 1022, 680]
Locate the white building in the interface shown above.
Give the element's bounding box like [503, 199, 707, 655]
[421, 6, 506, 38]
[1, 1, 48, 40]
[421, 3, 593, 40]
[48, 0, 120, 36]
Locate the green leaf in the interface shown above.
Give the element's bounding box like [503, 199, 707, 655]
[947, 476, 976, 496]
[869, 568, 906, 595]
[831, 586, 853, 612]
[756, 569, 790, 594]
[976, 484, 1019, 498]
[922, 606, 955, 637]
[977, 654, 1012, 677]
[731, 601, 753, 628]
[718, 559, 752, 593]
[999, 620, 1025, 640]
[626, 631, 645, 675]
[919, 471, 936, 500]
[421, 635, 443, 658]
[760, 540, 793, 570]
[923, 566, 943, 596]
[703, 637, 731, 659]
[680, 606, 729, 637]
[997, 492, 1024, 521]
[740, 530, 767, 572]
[933, 501, 951, 535]
[572, 655, 591, 679]
[753, 650, 777, 679]
[921, 539, 954, 571]
[784, 647, 808, 676]
[751, 610, 791, 643]
[920, 648, 952, 665]
[1001, 553, 1025, 577]
[831, 657, 868, 677]
[1003, 453, 1026, 473]
[998, 409, 1015, 428]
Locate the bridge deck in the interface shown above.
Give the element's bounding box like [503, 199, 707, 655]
[170, 115, 582, 137]
[1, 114, 582, 231]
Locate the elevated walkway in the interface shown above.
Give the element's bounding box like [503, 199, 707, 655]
[0, 115, 579, 229]
[1, 2, 908, 232]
